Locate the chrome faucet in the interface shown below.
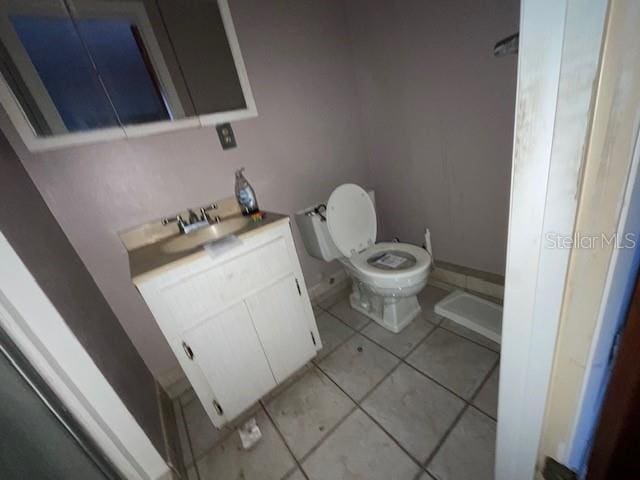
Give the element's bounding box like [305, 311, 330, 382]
[161, 214, 187, 233]
[162, 203, 219, 234]
[199, 205, 221, 224]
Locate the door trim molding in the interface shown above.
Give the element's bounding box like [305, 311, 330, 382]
[496, 0, 609, 478]
[0, 231, 169, 480]
[569, 116, 640, 474]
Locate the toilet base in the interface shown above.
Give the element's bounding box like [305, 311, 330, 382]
[348, 281, 422, 333]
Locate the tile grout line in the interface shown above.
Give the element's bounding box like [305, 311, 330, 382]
[345, 325, 463, 474]
[323, 308, 371, 332]
[310, 314, 500, 476]
[356, 322, 495, 409]
[317, 287, 351, 306]
[401, 346, 485, 405]
[186, 403, 266, 466]
[258, 400, 312, 480]
[311, 362, 432, 477]
[262, 363, 315, 404]
[355, 359, 405, 409]
[422, 404, 470, 472]
[412, 470, 436, 480]
[314, 293, 349, 314]
[422, 356, 502, 473]
[316, 292, 373, 332]
[353, 325, 442, 407]
[292, 403, 360, 471]
[358, 320, 440, 358]
[470, 358, 500, 402]
[401, 332, 499, 415]
[311, 328, 359, 367]
[437, 321, 501, 353]
[289, 363, 396, 466]
[180, 324, 499, 477]
[376, 320, 440, 361]
[319, 301, 499, 417]
[177, 362, 330, 471]
[311, 298, 368, 367]
[320, 292, 500, 354]
[180, 290, 498, 478]
[468, 358, 501, 421]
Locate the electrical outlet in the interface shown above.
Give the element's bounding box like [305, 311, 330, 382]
[216, 123, 236, 150]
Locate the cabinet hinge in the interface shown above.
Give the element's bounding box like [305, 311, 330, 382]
[182, 341, 194, 360]
[213, 399, 224, 416]
[295, 278, 302, 296]
[310, 331, 316, 346]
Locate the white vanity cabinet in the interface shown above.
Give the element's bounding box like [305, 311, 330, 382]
[135, 218, 321, 426]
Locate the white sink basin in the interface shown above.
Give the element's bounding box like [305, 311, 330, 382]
[161, 216, 250, 254]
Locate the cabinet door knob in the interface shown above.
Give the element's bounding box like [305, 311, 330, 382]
[213, 400, 224, 415]
[182, 341, 194, 360]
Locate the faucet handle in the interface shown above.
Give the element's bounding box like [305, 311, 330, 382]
[162, 214, 182, 225]
[162, 215, 186, 232]
[202, 203, 217, 212]
[199, 203, 218, 222]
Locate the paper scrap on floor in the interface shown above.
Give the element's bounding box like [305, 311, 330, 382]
[238, 417, 262, 450]
[374, 253, 407, 269]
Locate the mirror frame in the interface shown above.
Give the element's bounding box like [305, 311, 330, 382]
[0, 0, 257, 151]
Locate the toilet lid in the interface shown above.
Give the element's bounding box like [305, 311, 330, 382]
[326, 184, 377, 257]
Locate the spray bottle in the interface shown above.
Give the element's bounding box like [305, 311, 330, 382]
[234, 168, 259, 215]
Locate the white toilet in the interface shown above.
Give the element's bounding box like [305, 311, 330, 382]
[296, 184, 431, 333]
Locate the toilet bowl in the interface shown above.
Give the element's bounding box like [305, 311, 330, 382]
[296, 184, 431, 333]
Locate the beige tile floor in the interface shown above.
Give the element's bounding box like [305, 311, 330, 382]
[174, 285, 500, 480]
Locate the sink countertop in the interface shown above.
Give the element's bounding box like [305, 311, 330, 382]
[129, 212, 290, 284]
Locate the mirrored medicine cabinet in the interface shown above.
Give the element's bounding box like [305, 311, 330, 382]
[0, 0, 256, 151]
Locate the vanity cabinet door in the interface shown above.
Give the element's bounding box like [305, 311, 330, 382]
[182, 301, 276, 421]
[245, 275, 317, 383]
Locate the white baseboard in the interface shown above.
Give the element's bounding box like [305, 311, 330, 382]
[428, 278, 456, 292]
[430, 262, 504, 300]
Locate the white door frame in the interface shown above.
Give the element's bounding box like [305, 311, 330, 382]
[0, 231, 169, 480]
[496, 0, 609, 478]
[567, 115, 640, 475]
[539, 0, 640, 472]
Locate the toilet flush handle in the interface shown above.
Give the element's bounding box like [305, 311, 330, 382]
[313, 204, 327, 221]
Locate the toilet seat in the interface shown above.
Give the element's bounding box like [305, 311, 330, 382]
[326, 184, 431, 290]
[350, 242, 431, 289]
[309, 182, 431, 333]
[326, 184, 376, 257]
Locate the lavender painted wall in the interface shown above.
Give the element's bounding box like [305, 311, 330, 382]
[5, 0, 517, 379]
[9, 0, 369, 376]
[0, 130, 166, 457]
[347, 0, 519, 274]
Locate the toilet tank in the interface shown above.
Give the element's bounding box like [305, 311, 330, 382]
[295, 189, 375, 262]
[295, 205, 342, 261]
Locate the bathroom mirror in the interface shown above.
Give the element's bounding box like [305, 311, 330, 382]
[0, 0, 256, 150]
